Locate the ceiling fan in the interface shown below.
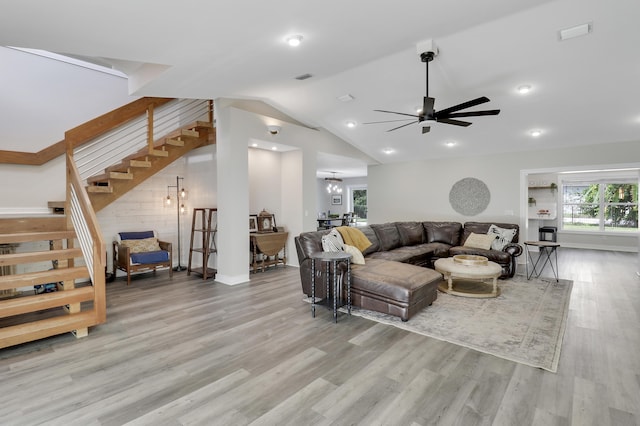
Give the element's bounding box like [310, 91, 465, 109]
[365, 46, 500, 134]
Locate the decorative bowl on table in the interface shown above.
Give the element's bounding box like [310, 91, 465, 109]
[453, 254, 488, 266]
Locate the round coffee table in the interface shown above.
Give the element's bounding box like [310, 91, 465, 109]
[434, 255, 502, 298]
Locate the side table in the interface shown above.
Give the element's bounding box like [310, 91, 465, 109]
[310, 252, 352, 323]
[524, 241, 560, 282]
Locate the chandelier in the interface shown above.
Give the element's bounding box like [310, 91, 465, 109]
[325, 173, 343, 194]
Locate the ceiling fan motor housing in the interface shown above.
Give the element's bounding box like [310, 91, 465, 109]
[416, 39, 438, 59]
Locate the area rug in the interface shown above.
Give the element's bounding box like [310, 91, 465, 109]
[341, 274, 572, 373]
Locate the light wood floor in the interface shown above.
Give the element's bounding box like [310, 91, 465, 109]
[0, 248, 638, 425]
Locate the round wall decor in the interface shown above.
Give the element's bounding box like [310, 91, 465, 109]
[449, 177, 490, 216]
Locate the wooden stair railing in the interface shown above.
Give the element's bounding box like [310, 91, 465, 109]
[85, 120, 214, 212]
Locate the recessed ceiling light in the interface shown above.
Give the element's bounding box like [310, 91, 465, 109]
[530, 129, 543, 137]
[346, 121, 357, 128]
[517, 84, 532, 94]
[251, 143, 258, 147]
[445, 141, 457, 147]
[382, 148, 395, 155]
[559, 22, 592, 41]
[286, 35, 303, 47]
[271, 146, 278, 151]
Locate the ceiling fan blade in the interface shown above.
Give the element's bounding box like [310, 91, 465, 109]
[422, 126, 431, 134]
[374, 109, 420, 118]
[437, 118, 472, 127]
[422, 97, 435, 116]
[443, 109, 501, 118]
[363, 118, 416, 125]
[387, 121, 418, 132]
[436, 96, 490, 116]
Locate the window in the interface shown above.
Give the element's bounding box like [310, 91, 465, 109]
[561, 179, 638, 233]
[351, 187, 367, 223]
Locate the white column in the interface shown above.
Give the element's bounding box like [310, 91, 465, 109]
[215, 103, 250, 285]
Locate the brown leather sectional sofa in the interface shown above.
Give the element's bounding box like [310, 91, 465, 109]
[295, 221, 522, 321]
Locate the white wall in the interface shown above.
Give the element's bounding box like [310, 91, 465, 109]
[368, 140, 640, 252]
[0, 47, 135, 214]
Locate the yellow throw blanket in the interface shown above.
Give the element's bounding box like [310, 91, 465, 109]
[336, 226, 372, 253]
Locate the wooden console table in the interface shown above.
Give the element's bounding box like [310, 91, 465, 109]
[250, 232, 288, 273]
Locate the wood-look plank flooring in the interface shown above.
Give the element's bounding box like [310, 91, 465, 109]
[0, 248, 638, 425]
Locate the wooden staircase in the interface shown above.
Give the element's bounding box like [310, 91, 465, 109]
[86, 121, 215, 212]
[0, 216, 102, 349]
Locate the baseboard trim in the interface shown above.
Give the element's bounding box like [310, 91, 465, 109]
[216, 273, 250, 286]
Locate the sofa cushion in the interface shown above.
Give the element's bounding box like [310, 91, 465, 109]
[344, 244, 365, 265]
[371, 223, 402, 251]
[358, 226, 380, 256]
[463, 233, 496, 250]
[488, 224, 518, 250]
[366, 242, 442, 265]
[423, 222, 463, 245]
[119, 231, 155, 240]
[462, 222, 519, 245]
[130, 250, 169, 265]
[396, 222, 425, 246]
[321, 228, 344, 252]
[121, 237, 161, 253]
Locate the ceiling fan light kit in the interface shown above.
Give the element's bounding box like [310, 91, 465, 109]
[365, 39, 500, 136]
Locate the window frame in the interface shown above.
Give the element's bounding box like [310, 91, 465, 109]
[560, 176, 638, 234]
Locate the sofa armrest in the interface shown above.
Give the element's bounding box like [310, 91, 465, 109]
[113, 241, 131, 268]
[503, 243, 522, 258]
[158, 240, 172, 253]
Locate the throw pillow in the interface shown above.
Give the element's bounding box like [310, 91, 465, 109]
[121, 237, 161, 253]
[463, 233, 496, 250]
[343, 244, 365, 265]
[321, 228, 344, 252]
[487, 224, 518, 250]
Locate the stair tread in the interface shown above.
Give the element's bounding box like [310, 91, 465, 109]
[0, 248, 83, 267]
[0, 310, 98, 350]
[0, 286, 94, 319]
[0, 266, 89, 291]
[0, 230, 76, 245]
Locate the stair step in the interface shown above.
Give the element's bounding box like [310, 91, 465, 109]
[165, 138, 185, 147]
[0, 310, 97, 349]
[0, 286, 94, 319]
[0, 248, 83, 267]
[87, 185, 113, 193]
[0, 266, 89, 291]
[148, 148, 169, 157]
[192, 121, 213, 129]
[129, 159, 151, 168]
[87, 171, 133, 184]
[0, 230, 76, 245]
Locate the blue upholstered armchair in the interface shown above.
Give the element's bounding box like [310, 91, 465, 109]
[112, 231, 173, 285]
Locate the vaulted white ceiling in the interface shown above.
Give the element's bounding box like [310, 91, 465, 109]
[2, 0, 639, 177]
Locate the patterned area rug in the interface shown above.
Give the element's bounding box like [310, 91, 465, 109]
[341, 274, 572, 372]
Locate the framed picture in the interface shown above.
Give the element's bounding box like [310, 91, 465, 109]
[249, 215, 258, 233]
[331, 194, 342, 205]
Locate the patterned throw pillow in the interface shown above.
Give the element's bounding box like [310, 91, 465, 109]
[487, 225, 518, 250]
[121, 237, 161, 253]
[463, 233, 497, 250]
[321, 229, 344, 252]
[343, 244, 365, 265]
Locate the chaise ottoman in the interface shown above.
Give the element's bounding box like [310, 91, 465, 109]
[350, 258, 443, 321]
